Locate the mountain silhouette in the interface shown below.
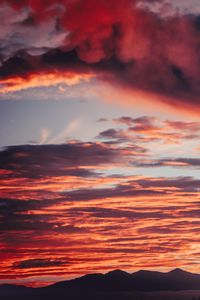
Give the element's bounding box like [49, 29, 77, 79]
[1, 269, 200, 299]
[50, 268, 200, 292]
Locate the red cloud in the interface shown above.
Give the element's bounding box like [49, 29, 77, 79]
[1, 0, 200, 109]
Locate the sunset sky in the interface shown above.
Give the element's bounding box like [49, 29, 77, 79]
[1, 0, 200, 287]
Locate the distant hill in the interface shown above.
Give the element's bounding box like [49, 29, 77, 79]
[50, 268, 200, 292]
[1, 269, 200, 299]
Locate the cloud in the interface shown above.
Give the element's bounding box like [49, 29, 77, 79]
[0, 71, 94, 94]
[135, 158, 200, 169]
[1, 115, 200, 199]
[114, 116, 158, 129]
[13, 258, 68, 269]
[48, 119, 81, 144]
[165, 120, 200, 132]
[0, 1, 200, 108]
[136, 176, 200, 192]
[65, 184, 163, 202]
[0, 141, 137, 180]
[99, 116, 200, 145]
[39, 128, 51, 144]
[98, 128, 129, 142]
[1, 171, 200, 284]
[97, 118, 108, 122]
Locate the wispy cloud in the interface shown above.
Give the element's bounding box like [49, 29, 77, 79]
[39, 128, 51, 144]
[48, 119, 82, 144]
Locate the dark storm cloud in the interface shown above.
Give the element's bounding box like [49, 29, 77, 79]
[0, 1, 200, 107]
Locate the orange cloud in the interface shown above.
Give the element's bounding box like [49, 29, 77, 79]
[0, 71, 94, 94]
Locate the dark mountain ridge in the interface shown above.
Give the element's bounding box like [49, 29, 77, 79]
[1, 269, 200, 299]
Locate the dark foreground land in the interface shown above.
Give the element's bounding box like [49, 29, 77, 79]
[2, 290, 200, 300]
[1, 269, 200, 300]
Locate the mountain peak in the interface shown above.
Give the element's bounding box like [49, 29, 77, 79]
[169, 268, 185, 274]
[105, 269, 129, 277]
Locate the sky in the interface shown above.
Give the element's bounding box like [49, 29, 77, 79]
[0, 0, 200, 287]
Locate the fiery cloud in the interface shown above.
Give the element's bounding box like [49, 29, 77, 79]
[0, 71, 94, 93]
[0, 1, 200, 109]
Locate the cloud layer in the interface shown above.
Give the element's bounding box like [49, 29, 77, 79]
[0, 1, 200, 108]
[1, 115, 200, 286]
